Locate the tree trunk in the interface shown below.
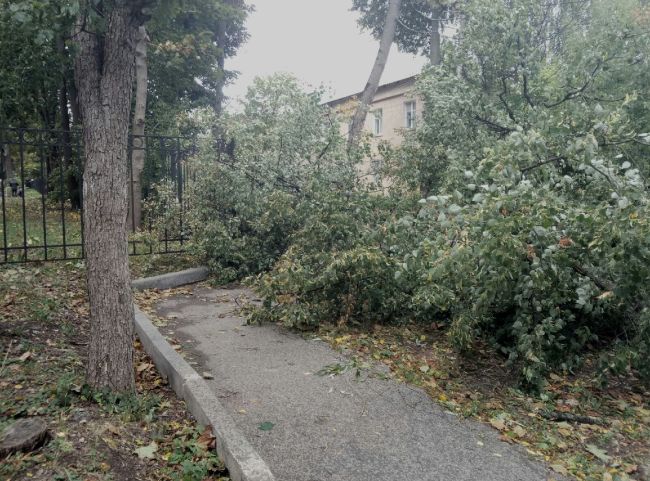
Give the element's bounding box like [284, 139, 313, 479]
[57, 36, 81, 209]
[73, 2, 145, 392]
[128, 26, 148, 232]
[214, 20, 227, 119]
[347, 0, 402, 150]
[68, 74, 82, 125]
[429, 2, 442, 65]
[1, 143, 13, 182]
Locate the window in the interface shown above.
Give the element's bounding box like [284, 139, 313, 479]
[373, 109, 383, 136]
[405, 101, 416, 129]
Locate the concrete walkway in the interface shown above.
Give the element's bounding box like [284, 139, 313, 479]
[155, 286, 563, 481]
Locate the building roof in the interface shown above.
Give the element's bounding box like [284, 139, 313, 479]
[326, 75, 417, 107]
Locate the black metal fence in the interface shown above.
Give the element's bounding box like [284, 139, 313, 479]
[0, 127, 195, 264]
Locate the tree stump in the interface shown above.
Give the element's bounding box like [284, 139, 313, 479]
[0, 418, 49, 457]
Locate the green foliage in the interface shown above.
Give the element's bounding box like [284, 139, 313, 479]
[188, 74, 358, 283]
[387, 0, 650, 388]
[184, 1, 649, 389]
[0, 0, 72, 127]
[351, 0, 457, 58]
[165, 427, 225, 481]
[146, 0, 250, 132]
[252, 188, 418, 329]
[0, 0, 249, 131]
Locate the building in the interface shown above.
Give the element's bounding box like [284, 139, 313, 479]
[327, 75, 421, 181]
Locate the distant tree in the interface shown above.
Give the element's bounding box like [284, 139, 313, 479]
[351, 0, 456, 64]
[0, 0, 66, 129]
[146, 0, 249, 132]
[348, 0, 402, 149]
[128, 26, 149, 231]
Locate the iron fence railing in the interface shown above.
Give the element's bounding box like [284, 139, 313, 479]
[0, 127, 196, 264]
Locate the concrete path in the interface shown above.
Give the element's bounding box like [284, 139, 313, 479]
[155, 286, 564, 481]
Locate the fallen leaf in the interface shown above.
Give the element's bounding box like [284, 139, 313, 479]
[512, 425, 526, 438]
[258, 422, 274, 431]
[19, 351, 33, 362]
[197, 426, 216, 450]
[550, 464, 568, 475]
[137, 362, 154, 373]
[490, 418, 507, 431]
[585, 444, 610, 463]
[104, 423, 121, 436]
[135, 441, 158, 459]
[624, 465, 638, 474]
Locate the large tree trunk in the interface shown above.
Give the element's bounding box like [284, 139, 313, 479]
[74, 2, 146, 392]
[429, 2, 442, 65]
[347, 0, 402, 150]
[128, 26, 148, 232]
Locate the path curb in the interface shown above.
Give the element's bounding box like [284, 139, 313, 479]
[132, 266, 210, 291]
[132, 274, 276, 481]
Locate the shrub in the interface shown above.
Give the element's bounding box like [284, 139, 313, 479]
[252, 188, 419, 329]
[187, 74, 358, 282]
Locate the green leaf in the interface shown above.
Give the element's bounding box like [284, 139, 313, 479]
[258, 422, 275, 431]
[135, 441, 158, 459]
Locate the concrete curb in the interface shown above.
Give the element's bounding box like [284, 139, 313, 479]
[132, 266, 210, 291]
[133, 306, 275, 481]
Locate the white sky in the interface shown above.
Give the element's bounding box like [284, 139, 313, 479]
[223, 0, 427, 109]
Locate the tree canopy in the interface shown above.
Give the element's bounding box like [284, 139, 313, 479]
[0, 0, 249, 132]
[351, 0, 456, 60]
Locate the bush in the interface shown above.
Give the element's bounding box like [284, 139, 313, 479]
[406, 172, 650, 389]
[189, 162, 301, 283]
[252, 188, 419, 329]
[187, 74, 358, 283]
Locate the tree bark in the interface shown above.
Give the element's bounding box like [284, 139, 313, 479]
[73, 2, 147, 392]
[214, 18, 227, 119]
[57, 36, 81, 209]
[347, 0, 402, 150]
[128, 26, 148, 232]
[1, 143, 13, 182]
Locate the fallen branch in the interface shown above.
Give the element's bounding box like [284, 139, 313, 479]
[541, 410, 607, 426]
[521, 155, 565, 173]
[571, 263, 615, 292]
[474, 115, 516, 136]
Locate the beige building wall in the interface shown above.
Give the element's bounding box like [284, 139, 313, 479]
[328, 76, 422, 182]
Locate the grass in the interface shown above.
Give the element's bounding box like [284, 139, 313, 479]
[1, 187, 190, 264]
[0, 189, 82, 262]
[0, 262, 225, 481]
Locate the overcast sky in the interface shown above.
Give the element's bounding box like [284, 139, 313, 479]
[223, 0, 427, 109]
